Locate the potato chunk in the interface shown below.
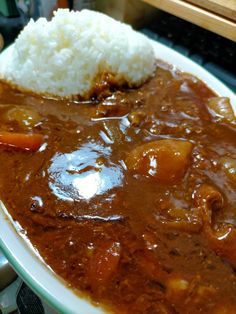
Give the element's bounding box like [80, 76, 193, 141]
[166, 275, 189, 302]
[126, 139, 193, 183]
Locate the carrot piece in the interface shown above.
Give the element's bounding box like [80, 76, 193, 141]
[0, 132, 44, 152]
[88, 241, 121, 291]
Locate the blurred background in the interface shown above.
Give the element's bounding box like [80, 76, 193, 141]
[0, 0, 236, 313]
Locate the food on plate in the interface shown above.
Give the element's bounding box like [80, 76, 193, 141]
[1, 60, 236, 313]
[0, 8, 236, 314]
[125, 139, 193, 183]
[0, 9, 155, 98]
[207, 97, 236, 125]
[0, 131, 43, 151]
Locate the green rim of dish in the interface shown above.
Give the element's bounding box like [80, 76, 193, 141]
[0, 238, 71, 314]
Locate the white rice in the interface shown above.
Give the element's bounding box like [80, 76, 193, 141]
[0, 9, 155, 98]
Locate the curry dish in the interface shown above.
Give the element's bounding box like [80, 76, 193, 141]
[0, 61, 236, 313]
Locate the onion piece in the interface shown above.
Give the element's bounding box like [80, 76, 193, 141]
[194, 184, 236, 263]
[207, 97, 236, 125]
[219, 157, 236, 182]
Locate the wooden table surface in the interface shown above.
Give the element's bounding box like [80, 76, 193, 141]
[187, 0, 236, 21]
[142, 0, 236, 41]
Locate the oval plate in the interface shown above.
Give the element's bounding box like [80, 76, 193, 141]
[0, 39, 235, 314]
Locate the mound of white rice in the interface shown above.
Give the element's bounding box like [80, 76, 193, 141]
[0, 9, 155, 98]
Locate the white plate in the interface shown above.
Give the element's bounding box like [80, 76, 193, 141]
[0, 39, 235, 314]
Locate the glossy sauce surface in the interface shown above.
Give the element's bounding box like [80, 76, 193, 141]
[0, 62, 236, 313]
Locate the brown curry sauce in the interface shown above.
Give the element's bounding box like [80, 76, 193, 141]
[0, 61, 236, 313]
